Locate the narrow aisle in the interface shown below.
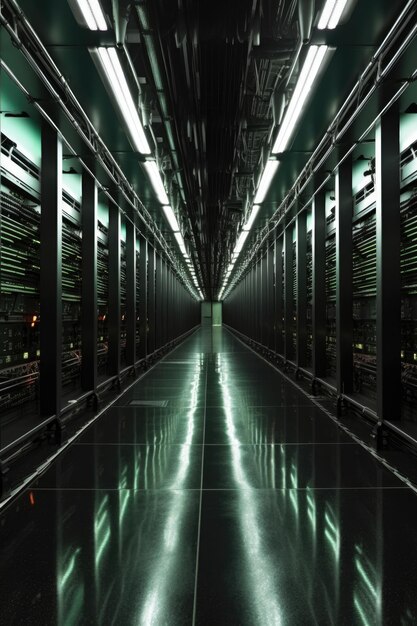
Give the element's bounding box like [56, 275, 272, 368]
[0, 328, 416, 625]
[0, 330, 208, 626]
[194, 329, 417, 626]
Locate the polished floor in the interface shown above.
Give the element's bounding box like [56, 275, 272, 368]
[1, 327, 417, 625]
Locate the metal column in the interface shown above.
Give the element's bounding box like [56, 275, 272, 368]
[108, 199, 121, 377]
[81, 170, 97, 392]
[296, 210, 307, 367]
[162, 258, 167, 347]
[275, 236, 284, 355]
[125, 220, 136, 367]
[148, 245, 156, 354]
[40, 122, 62, 417]
[155, 253, 162, 349]
[312, 191, 327, 379]
[262, 252, 268, 345]
[267, 244, 275, 349]
[138, 234, 148, 360]
[336, 155, 353, 395]
[376, 107, 401, 420]
[284, 225, 293, 361]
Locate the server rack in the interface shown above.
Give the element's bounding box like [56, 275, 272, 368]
[0, 116, 199, 491]
[223, 102, 417, 449]
[0, 186, 40, 422]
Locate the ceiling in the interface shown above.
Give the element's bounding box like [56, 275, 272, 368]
[1, 0, 412, 298]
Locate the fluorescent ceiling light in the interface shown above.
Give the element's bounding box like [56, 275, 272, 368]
[95, 48, 150, 154]
[71, 0, 107, 30]
[174, 231, 187, 256]
[234, 229, 250, 254]
[143, 161, 169, 204]
[243, 204, 261, 231]
[162, 205, 179, 232]
[318, 0, 349, 30]
[254, 160, 279, 204]
[272, 45, 328, 154]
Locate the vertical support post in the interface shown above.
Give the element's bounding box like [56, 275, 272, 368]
[284, 225, 293, 361]
[257, 260, 262, 343]
[148, 245, 156, 354]
[125, 220, 136, 367]
[162, 258, 167, 347]
[267, 245, 275, 349]
[262, 252, 268, 346]
[336, 154, 353, 395]
[312, 191, 327, 378]
[81, 170, 97, 391]
[155, 253, 161, 349]
[138, 234, 148, 360]
[108, 199, 121, 377]
[40, 122, 62, 417]
[296, 210, 307, 367]
[376, 107, 401, 420]
[275, 236, 284, 355]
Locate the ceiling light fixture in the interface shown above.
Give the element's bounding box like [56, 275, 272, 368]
[94, 48, 150, 154]
[143, 161, 169, 204]
[243, 204, 261, 231]
[318, 0, 349, 30]
[272, 45, 328, 154]
[70, 0, 107, 31]
[162, 205, 180, 232]
[174, 231, 187, 256]
[254, 160, 279, 204]
[234, 230, 250, 254]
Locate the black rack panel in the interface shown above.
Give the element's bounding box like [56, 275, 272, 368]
[97, 222, 109, 377]
[352, 211, 377, 399]
[0, 188, 40, 416]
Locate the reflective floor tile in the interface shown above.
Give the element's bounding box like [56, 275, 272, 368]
[36, 443, 203, 490]
[77, 406, 205, 445]
[0, 489, 200, 626]
[203, 406, 351, 444]
[202, 443, 403, 489]
[194, 489, 417, 625]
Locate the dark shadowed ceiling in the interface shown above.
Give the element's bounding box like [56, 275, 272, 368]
[1, 0, 412, 298]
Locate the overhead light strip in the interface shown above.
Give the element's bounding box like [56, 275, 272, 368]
[73, 0, 107, 30]
[143, 161, 169, 204]
[272, 45, 328, 154]
[318, 0, 349, 30]
[162, 205, 180, 232]
[95, 48, 150, 154]
[254, 160, 279, 204]
[243, 204, 261, 231]
[174, 231, 187, 257]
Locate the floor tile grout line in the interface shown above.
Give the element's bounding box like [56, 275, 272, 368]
[72, 442, 359, 446]
[192, 362, 208, 626]
[29, 486, 410, 492]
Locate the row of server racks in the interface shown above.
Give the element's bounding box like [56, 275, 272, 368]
[0, 75, 199, 456]
[224, 104, 417, 443]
